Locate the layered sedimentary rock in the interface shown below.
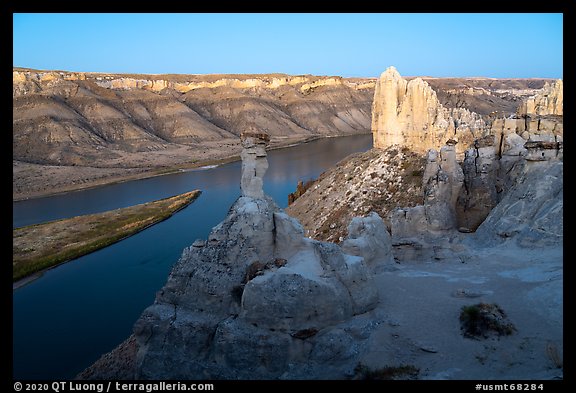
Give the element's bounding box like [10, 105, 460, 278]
[524, 141, 563, 162]
[12, 68, 373, 169]
[371, 67, 487, 156]
[490, 79, 563, 150]
[240, 131, 270, 198]
[455, 135, 501, 231]
[121, 136, 383, 379]
[472, 159, 563, 248]
[517, 79, 563, 117]
[390, 141, 462, 237]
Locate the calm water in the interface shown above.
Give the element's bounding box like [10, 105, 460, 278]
[12, 134, 372, 379]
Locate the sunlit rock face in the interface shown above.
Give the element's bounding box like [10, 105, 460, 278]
[371, 66, 487, 156]
[516, 79, 563, 117]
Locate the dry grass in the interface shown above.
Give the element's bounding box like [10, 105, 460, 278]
[460, 303, 516, 339]
[354, 363, 420, 380]
[13, 190, 200, 281]
[546, 342, 563, 369]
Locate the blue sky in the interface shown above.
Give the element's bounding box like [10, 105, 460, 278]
[13, 13, 563, 78]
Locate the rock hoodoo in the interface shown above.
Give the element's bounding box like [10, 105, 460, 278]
[240, 130, 270, 198]
[125, 130, 386, 379]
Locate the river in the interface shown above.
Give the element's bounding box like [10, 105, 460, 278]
[12, 134, 373, 379]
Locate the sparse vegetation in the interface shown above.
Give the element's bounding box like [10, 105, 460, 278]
[353, 363, 420, 380]
[460, 303, 516, 339]
[545, 342, 563, 369]
[13, 190, 201, 282]
[286, 146, 426, 243]
[291, 328, 318, 340]
[288, 179, 316, 205]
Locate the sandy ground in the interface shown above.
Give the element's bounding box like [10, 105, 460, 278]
[360, 240, 563, 380]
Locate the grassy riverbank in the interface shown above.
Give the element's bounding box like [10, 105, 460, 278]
[13, 190, 201, 283]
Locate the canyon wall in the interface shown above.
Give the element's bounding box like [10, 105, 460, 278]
[290, 66, 562, 241]
[13, 68, 374, 168]
[13, 67, 553, 200]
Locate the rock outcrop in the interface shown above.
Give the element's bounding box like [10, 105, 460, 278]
[340, 212, 394, 271]
[489, 79, 563, 152]
[471, 159, 563, 248]
[371, 67, 487, 156]
[455, 135, 501, 231]
[123, 135, 383, 379]
[240, 131, 270, 198]
[290, 68, 562, 244]
[517, 79, 563, 117]
[391, 140, 463, 236]
[285, 146, 426, 243]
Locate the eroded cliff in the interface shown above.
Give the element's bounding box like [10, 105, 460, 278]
[13, 68, 375, 199]
[78, 67, 563, 380]
[288, 67, 562, 243]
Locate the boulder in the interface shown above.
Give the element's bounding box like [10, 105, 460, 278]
[340, 212, 394, 270]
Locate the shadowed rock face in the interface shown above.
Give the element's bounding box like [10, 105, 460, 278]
[131, 201, 380, 379]
[471, 160, 563, 248]
[390, 141, 464, 236]
[456, 135, 501, 232]
[341, 212, 394, 271]
[123, 134, 387, 379]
